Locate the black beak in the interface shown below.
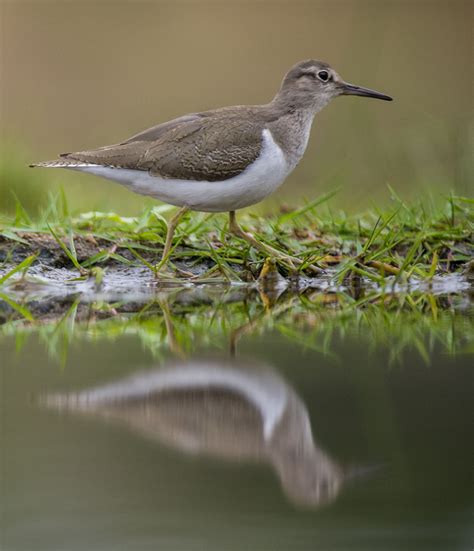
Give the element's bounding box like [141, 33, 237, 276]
[342, 82, 393, 101]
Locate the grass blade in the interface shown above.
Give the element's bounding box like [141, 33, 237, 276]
[0, 254, 38, 285]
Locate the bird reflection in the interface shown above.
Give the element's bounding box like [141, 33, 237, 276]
[44, 359, 344, 508]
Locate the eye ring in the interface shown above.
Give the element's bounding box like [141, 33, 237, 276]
[317, 70, 330, 82]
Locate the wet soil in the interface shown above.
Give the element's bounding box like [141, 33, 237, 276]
[0, 231, 472, 324]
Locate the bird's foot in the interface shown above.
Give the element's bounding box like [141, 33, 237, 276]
[272, 252, 323, 275]
[154, 262, 195, 280]
[231, 227, 322, 275]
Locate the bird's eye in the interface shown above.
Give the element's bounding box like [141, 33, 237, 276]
[317, 70, 330, 82]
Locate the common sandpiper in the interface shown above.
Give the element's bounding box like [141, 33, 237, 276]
[31, 59, 392, 274]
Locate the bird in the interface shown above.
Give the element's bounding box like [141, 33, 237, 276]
[42, 358, 345, 507]
[30, 59, 392, 275]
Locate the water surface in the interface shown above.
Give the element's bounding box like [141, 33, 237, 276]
[1, 288, 473, 550]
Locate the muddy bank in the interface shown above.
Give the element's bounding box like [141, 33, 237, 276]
[0, 231, 472, 324]
[0, 265, 472, 325]
[1, 230, 473, 281]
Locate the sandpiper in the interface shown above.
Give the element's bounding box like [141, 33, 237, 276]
[31, 59, 392, 273]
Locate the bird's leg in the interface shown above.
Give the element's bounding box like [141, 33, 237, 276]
[229, 211, 294, 266]
[155, 206, 189, 275]
[228, 211, 322, 274]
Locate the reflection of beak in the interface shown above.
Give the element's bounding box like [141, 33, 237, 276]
[341, 82, 393, 101]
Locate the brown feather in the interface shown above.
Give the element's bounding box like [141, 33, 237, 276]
[62, 107, 264, 181]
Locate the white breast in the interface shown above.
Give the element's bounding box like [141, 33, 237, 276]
[71, 129, 290, 213]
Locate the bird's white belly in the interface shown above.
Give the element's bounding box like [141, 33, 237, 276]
[71, 129, 290, 213]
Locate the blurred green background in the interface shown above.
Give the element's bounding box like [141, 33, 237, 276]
[1, 1, 472, 216]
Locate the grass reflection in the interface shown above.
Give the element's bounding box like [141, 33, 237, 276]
[0, 285, 472, 366]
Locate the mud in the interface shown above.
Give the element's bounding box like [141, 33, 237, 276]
[0, 232, 472, 324]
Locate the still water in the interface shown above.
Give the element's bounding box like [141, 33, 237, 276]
[1, 289, 473, 551]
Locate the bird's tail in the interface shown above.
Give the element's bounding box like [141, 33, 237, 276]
[29, 158, 95, 169]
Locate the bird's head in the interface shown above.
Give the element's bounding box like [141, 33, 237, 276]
[277, 59, 392, 112]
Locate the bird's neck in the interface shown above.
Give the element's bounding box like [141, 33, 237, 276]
[263, 98, 317, 168]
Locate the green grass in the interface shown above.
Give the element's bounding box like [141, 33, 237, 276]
[0, 188, 472, 282]
[0, 189, 472, 366]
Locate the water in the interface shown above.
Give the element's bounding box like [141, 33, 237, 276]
[1, 289, 473, 551]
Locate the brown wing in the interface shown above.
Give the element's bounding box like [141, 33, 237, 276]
[62, 108, 263, 182]
[120, 113, 204, 144]
[138, 113, 263, 181]
[60, 113, 203, 167]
